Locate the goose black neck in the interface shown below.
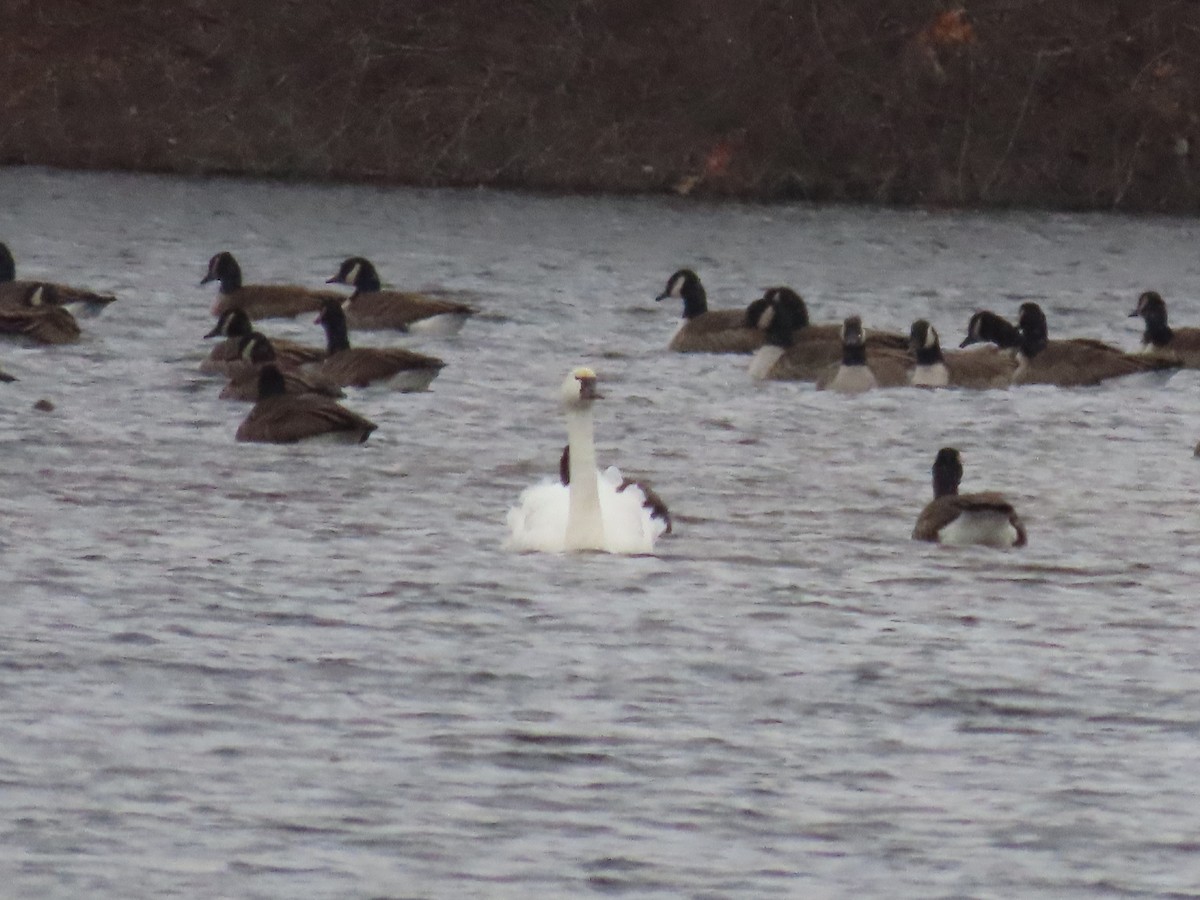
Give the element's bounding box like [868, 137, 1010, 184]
[258, 365, 288, 398]
[356, 264, 381, 293]
[680, 281, 708, 319]
[0, 244, 14, 282]
[932, 452, 963, 498]
[1142, 312, 1173, 347]
[320, 302, 352, 353]
[842, 343, 868, 366]
[914, 342, 944, 366]
[764, 302, 796, 349]
[217, 256, 242, 292]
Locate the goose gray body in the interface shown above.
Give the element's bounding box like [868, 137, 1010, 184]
[311, 299, 445, 390]
[0, 284, 82, 345]
[1013, 302, 1176, 387]
[203, 251, 342, 320]
[1130, 290, 1200, 368]
[909, 319, 1015, 389]
[657, 269, 763, 353]
[0, 242, 117, 317]
[328, 257, 476, 334]
[236, 365, 376, 444]
[913, 448, 1027, 547]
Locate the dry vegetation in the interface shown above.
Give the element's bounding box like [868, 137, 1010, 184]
[3, 0, 1199, 210]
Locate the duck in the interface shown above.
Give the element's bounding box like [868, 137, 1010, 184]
[326, 256, 476, 334]
[1012, 302, 1177, 386]
[506, 367, 669, 554]
[220, 333, 345, 401]
[913, 447, 1027, 547]
[0, 242, 117, 317]
[201, 307, 326, 375]
[908, 319, 1015, 389]
[235, 364, 377, 444]
[655, 269, 763, 353]
[310, 298, 445, 391]
[816, 316, 912, 392]
[202, 251, 343, 320]
[559, 445, 672, 534]
[1129, 290, 1200, 368]
[0, 284, 82, 345]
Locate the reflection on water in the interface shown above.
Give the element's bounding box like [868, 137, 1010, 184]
[2, 166, 1199, 897]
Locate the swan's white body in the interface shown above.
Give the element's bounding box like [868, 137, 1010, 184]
[506, 368, 667, 555]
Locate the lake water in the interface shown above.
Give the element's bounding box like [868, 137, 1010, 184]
[2, 166, 1199, 898]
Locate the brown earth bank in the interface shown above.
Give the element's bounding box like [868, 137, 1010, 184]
[4, 0, 1200, 211]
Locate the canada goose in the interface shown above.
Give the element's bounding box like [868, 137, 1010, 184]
[816, 316, 912, 392]
[962, 308, 1127, 356]
[909, 319, 1015, 389]
[220, 333, 345, 401]
[311, 298, 445, 391]
[960, 310, 1023, 349]
[748, 289, 842, 381]
[202, 251, 343, 320]
[0, 242, 117, 317]
[1013, 302, 1176, 386]
[326, 256, 476, 335]
[506, 367, 669, 553]
[235, 364, 377, 444]
[655, 269, 763, 353]
[201, 308, 326, 375]
[913, 447, 1027, 547]
[1129, 290, 1200, 368]
[0, 284, 82, 345]
[559, 444, 672, 534]
[749, 286, 908, 348]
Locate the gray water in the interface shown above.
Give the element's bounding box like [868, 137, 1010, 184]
[2, 166, 1199, 899]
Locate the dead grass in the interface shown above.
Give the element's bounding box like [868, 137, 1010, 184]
[2, 0, 1199, 210]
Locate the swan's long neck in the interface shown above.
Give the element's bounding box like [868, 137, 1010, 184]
[564, 407, 605, 551]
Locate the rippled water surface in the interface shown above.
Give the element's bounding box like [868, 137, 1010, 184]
[3, 167, 1200, 898]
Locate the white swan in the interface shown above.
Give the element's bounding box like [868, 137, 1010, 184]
[506, 367, 669, 554]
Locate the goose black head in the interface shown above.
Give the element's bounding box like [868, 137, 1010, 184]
[327, 256, 381, 292]
[909, 319, 944, 363]
[201, 251, 242, 291]
[655, 269, 707, 318]
[961, 310, 1021, 349]
[205, 307, 254, 339]
[931, 447, 964, 498]
[1017, 302, 1049, 355]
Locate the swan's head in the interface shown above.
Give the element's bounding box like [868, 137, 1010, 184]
[561, 366, 601, 409]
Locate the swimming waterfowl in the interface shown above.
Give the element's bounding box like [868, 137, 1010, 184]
[202, 251, 342, 319]
[816, 316, 912, 392]
[748, 287, 907, 348]
[506, 367, 669, 554]
[908, 319, 1015, 389]
[235, 364, 376, 444]
[559, 445, 672, 534]
[220, 333, 345, 401]
[0, 284, 82, 345]
[656, 269, 763, 353]
[913, 447, 1027, 547]
[748, 290, 842, 381]
[326, 256, 476, 334]
[749, 289, 909, 381]
[0, 242, 117, 317]
[201, 307, 326, 374]
[311, 298, 445, 391]
[1129, 290, 1200, 368]
[1013, 302, 1176, 386]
